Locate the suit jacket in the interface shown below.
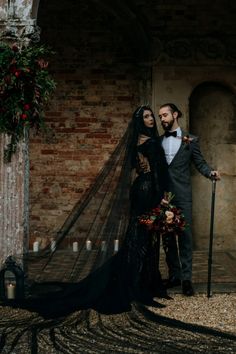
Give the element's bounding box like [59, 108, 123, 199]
[161, 129, 212, 205]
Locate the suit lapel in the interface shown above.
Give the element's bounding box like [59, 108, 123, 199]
[161, 129, 187, 167]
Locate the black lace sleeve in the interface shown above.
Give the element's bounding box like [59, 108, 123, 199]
[140, 138, 168, 197]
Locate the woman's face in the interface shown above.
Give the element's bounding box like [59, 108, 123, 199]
[143, 109, 155, 128]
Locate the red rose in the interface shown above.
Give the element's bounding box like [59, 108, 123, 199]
[12, 44, 19, 52]
[15, 70, 21, 78]
[20, 113, 27, 120]
[23, 104, 30, 111]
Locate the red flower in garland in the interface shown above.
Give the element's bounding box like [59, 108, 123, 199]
[20, 114, 28, 120]
[14, 70, 21, 78]
[23, 104, 30, 111]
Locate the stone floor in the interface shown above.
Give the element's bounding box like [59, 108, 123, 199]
[159, 250, 236, 294]
[0, 249, 235, 353]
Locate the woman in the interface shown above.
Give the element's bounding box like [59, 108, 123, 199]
[7, 106, 169, 318]
[126, 105, 168, 303]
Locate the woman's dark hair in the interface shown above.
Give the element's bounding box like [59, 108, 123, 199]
[130, 105, 159, 168]
[160, 103, 182, 118]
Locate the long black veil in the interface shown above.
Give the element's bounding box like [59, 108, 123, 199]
[1, 109, 236, 353]
[24, 105, 159, 289]
[25, 122, 133, 288]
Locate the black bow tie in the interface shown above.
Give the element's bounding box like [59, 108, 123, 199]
[164, 131, 177, 138]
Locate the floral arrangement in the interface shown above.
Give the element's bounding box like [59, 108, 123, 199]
[0, 43, 56, 162]
[182, 135, 193, 144]
[138, 192, 186, 236]
[181, 135, 194, 150]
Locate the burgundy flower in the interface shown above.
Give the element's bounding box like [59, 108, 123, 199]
[182, 135, 193, 144]
[14, 70, 21, 78]
[11, 44, 19, 52]
[23, 104, 30, 111]
[20, 113, 28, 120]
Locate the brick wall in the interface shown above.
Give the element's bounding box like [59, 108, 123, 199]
[29, 0, 143, 245]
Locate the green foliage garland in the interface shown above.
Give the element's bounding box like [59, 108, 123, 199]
[0, 43, 56, 162]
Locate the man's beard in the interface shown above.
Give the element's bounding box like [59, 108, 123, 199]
[161, 118, 174, 131]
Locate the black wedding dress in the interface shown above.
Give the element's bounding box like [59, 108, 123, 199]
[9, 137, 169, 319]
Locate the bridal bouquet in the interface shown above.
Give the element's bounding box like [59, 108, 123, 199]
[138, 192, 186, 236]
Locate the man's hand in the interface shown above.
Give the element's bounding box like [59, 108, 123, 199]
[210, 170, 221, 180]
[137, 153, 150, 173]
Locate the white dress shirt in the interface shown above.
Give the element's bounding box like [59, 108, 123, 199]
[162, 127, 182, 165]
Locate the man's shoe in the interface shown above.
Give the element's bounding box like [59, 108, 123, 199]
[182, 280, 194, 296]
[163, 277, 181, 289]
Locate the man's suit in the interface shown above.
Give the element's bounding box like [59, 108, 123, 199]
[161, 129, 212, 281]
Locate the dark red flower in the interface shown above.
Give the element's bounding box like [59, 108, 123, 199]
[23, 104, 30, 111]
[20, 113, 27, 120]
[14, 70, 21, 78]
[11, 44, 19, 52]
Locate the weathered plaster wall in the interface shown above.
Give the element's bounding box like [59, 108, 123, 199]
[152, 66, 236, 250]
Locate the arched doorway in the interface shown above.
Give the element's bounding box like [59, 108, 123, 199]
[190, 82, 236, 250]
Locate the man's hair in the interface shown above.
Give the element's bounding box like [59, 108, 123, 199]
[160, 103, 182, 118]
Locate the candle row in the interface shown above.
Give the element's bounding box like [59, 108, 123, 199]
[32, 240, 119, 252]
[33, 240, 56, 252]
[85, 240, 119, 252]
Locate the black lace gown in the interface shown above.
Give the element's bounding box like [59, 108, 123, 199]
[11, 137, 169, 318]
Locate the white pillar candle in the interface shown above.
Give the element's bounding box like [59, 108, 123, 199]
[86, 240, 92, 251]
[7, 284, 16, 300]
[114, 239, 119, 252]
[73, 241, 78, 252]
[51, 240, 56, 252]
[101, 241, 106, 252]
[33, 241, 39, 252]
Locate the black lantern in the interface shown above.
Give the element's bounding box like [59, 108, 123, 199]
[0, 256, 25, 301]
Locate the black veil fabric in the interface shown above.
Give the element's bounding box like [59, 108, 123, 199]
[9, 105, 167, 318]
[26, 124, 132, 285]
[17, 122, 134, 313]
[1, 108, 236, 352]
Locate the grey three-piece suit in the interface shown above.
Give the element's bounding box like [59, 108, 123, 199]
[161, 129, 212, 281]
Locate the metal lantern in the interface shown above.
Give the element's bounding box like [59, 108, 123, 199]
[0, 256, 25, 301]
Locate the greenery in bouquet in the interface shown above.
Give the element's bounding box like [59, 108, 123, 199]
[138, 192, 186, 237]
[0, 42, 56, 162]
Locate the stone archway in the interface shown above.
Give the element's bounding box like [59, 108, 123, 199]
[190, 82, 236, 251]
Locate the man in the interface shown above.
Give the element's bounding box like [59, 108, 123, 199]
[158, 103, 220, 296]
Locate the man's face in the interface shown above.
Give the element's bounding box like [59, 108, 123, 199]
[158, 106, 176, 131]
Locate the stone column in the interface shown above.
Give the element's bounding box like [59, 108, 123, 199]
[0, 134, 29, 265]
[0, 0, 40, 266]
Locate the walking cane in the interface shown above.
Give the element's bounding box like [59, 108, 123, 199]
[207, 177, 217, 298]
